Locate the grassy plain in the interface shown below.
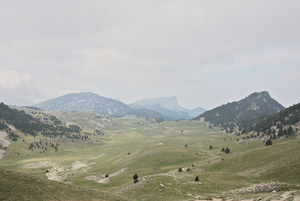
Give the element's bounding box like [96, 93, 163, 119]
[1, 111, 300, 200]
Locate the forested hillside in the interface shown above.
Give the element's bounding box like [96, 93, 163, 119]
[0, 102, 82, 139]
[246, 102, 300, 137]
[194, 91, 285, 133]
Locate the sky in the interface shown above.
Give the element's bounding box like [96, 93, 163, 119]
[1, 1, 300, 110]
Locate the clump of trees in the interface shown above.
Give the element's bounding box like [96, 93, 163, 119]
[0, 121, 8, 129]
[7, 131, 19, 141]
[28, 140, 60, 152]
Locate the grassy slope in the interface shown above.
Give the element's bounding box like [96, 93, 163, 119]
[1, 110, 300, 200]
[0, 167, 130, 201]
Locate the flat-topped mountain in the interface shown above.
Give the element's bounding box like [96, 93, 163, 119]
[129, 97, 205, 119]
[129, 102, 190, 120]
[195, 91, 285, 126]
[33, 92, 133, 117]
[131, 97, 185, 112]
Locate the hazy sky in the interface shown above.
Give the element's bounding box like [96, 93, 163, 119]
[1, 1, 300, 109]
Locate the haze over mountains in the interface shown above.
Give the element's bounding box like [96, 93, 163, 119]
[33, 92, 204, 121]
[32, 91, 287, 124]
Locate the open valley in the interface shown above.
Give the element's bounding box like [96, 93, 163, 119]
[1, 107, 300, 200]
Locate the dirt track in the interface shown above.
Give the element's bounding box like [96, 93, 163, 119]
[0, 131, 10, 159]
[0, 131, 10, 147]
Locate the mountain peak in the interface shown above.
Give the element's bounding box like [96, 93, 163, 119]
[32, 92, 133, 116]
[195, 91, 285, 126]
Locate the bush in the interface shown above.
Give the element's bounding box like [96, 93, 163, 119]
[225, 147, 230, 154]
[195, 176, 199, 181]
[209, 145, 212, 149]
[178, 168, 182, 172]
[265, 139, 272, 146]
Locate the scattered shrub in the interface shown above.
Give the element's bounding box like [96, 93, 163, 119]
[265, 139, 272, 146]
[133, 173, 139, 183]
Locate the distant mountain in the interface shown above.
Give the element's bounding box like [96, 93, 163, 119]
[129, 103, 189, 120]
[32, 92, 176, 121]
[187, 107, 206, 119]
[33, 92, 134, 117]
[131, 97, 185, 112]
[129, 97, 205, 119]
[194, 91, 285, 128]
[124, 108, 175, 121]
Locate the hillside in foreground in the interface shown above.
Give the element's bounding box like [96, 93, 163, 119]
[0, 167, 130, 201]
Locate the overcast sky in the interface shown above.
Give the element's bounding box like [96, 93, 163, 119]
[1, 1, 300, 110]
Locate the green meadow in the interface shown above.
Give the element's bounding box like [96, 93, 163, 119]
[1, 113, 300, 200]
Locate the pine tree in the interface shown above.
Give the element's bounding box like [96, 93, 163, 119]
[225, 147, 230, 154]
[133, 173, 139, 183]
[287, 125, 293, 135]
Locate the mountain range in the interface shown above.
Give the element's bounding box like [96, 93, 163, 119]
[32, 91, 286, 125]
[33, 92, 204, 121]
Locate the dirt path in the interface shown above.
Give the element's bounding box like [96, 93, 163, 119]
[22, 159, 95, 182]
[0, 150, 5, 159]
[84, 167, 129, 183]
[46, 161, 95, 181]
[0, 131, 10, 159]
[0, 131, 10, 147]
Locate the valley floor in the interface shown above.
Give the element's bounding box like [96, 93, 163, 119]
[1, 116, 300, 200]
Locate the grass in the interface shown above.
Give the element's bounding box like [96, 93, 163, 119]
[0, 167, 130, 201]
[1, 114, 300, 200]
